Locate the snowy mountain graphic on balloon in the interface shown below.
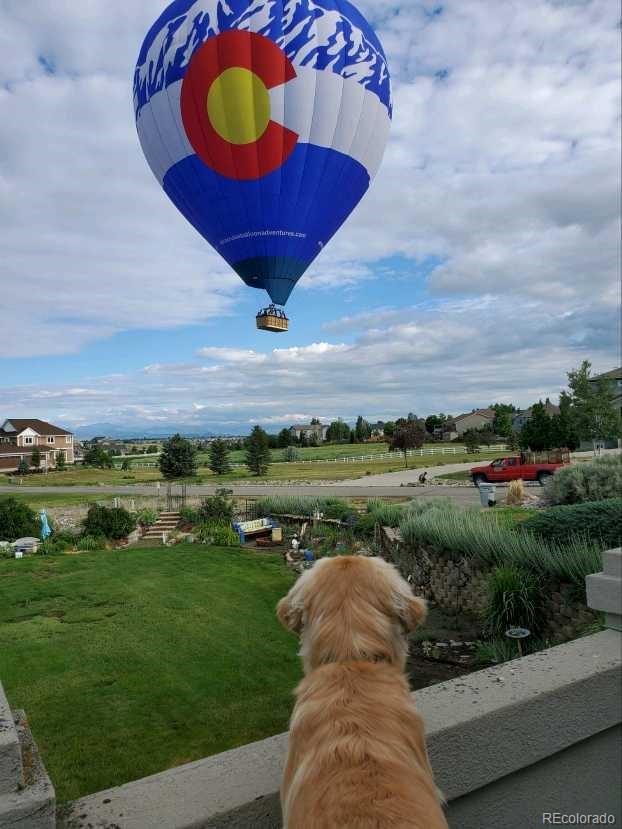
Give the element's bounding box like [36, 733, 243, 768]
[134, 0, 391, 116]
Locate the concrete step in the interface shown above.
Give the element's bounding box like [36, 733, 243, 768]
[0, 684, 21, 796]
[0, 685, 55, 828]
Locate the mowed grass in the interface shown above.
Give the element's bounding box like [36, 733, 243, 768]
[0, 467, 161, 487]
[0, 449, 499, 487]
[0, 546, 300, 803]
[0, 492, 123, 509]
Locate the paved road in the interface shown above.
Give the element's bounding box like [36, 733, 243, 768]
[0, 483, 482, 505]
[335, 461, 477, 487]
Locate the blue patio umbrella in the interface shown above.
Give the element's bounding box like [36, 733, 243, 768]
[39, 510, 52, 541]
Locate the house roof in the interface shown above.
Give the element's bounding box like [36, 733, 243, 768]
[1, 419, 72, 437]
[513, 402, 560, 420]
[591, 367, 622, 382]
[0, 444, 54, 456]
[454, 408, 495, 423]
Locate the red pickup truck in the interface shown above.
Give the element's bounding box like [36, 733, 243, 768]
[470, 456, 567, 486]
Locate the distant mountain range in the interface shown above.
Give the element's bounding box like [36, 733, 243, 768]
[72, 423, 231, 440]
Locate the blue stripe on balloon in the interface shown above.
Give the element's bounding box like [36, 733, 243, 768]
[162, 143, 370, 304]
[134, 0, 391, 116]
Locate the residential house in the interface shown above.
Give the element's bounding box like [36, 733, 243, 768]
[450, 408, 496, 436]
[289, 423, 329, 443]
[589, 367, 622, 412]
[370, 421, 385, 438]
[512, 401, 560, 431]
[585, 367, 622, 450]
[0, 419, 75, 473]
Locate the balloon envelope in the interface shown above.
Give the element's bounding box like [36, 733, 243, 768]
[134, 0, 392, 306]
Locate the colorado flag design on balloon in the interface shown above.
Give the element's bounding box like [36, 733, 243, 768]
[134, 0, 392, 306]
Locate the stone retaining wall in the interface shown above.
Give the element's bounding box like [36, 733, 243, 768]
[382, 527, 599, 643]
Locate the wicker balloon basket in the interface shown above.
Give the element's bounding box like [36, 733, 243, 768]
[256, 305, 289, 333]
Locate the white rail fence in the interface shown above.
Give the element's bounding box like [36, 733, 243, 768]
[111, 445, 507, 470]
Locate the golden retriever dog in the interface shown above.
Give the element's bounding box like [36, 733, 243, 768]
[277, 555, 448, 829]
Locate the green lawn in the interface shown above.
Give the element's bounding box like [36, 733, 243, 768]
[0, 492, 122, 509]
[0, 545, 300, 803]
[436, 471, 472, 482]
[1, 448, 499, 487]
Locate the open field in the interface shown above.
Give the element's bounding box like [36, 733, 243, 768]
[1, 450, 500, 488]
[0, 545, 299, 803]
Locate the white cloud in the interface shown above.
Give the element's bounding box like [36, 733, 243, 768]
[0, 0, 619, 426]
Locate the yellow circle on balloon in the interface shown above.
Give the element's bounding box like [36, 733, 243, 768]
[207, 67, 271, 145]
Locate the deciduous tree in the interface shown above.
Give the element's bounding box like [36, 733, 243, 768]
[390, 418, 426, 467]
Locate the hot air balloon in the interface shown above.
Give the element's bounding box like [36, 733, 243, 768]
[134, 0, 392, 332]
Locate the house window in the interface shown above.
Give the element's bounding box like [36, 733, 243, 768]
[47, 437, 55, 444]
[24, 437, 33, 445]
[66, 436, 72, 444]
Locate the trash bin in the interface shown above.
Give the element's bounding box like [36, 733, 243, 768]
[478, 482, 497, 508]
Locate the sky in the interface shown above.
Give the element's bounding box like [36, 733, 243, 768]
[0, 0, 620, 436]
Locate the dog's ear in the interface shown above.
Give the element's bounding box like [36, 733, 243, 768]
[277, 594, 303, 634]
[277, 579, 306, 634]
[392, 579, 427, 632]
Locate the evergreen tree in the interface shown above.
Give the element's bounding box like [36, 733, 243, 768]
[389, 418, 426, 467]
[519, 402, 554, 451]
[277, 428, 292, 448]
[245, 426, 271, 476]
[18, 458, 29, 475]
[30, 448, 41, 471]
[463, 429, 480, 454]
[159, 434, 198, 479]
[550, 392, 580, 451]
[355, 416, 371, 443]
[56, 453, 66, 472]
[208, 439, 232, 475]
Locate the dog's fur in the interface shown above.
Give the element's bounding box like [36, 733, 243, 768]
[277, 555, 448, 829]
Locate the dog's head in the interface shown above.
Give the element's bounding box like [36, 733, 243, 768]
[277, 556, 426, 673]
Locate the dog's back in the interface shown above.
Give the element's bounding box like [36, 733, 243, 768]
[282, 660, 446, 829]
[277, 556, 448, 829]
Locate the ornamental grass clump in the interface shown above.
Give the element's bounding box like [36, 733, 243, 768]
[398, 506, 601, 587]
[256, 495, 353, 519]
[365, 499, 405, 528]
[484, 566, 544, 637]
[544, 456, 622, 506]
[506, 479, 525, 506]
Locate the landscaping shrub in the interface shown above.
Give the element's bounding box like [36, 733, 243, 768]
[196, 521, 239, 546]
[284, 446, 301, 462]
[83, 505, 136, 540]
[398, 506, 601, 587]
[521, 499, 622, 549]
[0, 498, 38, 541]
[544, 456, 622, 505]
[137, 508, 157, 527]
[77, 535, 106, 551]
[484, 566, 544, 636]
[179, 505, 199, 525]
[197, 494, 234, 523]
[38, 537, 73, 555]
